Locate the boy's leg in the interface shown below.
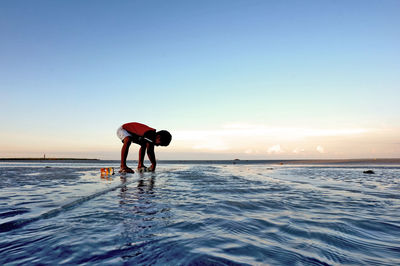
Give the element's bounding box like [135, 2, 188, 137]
[120, 137, 134, 173]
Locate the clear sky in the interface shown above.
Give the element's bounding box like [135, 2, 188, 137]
[1, 0, 399, 160]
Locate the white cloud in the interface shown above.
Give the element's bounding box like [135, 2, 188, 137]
[268, 144, 284, 154]
[293, 147, 305, 154]
[172, 123, 370, 153]
[192, 140, 229, 151]
[316, 145, 325, 153]
[175, 124, 369, 141]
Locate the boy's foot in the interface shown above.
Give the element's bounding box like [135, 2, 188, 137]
[119, 167, 134, 173]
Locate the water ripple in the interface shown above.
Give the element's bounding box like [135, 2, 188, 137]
[1, 163, 400, 265]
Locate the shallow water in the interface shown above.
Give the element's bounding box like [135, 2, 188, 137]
[1, 162, 399, 265]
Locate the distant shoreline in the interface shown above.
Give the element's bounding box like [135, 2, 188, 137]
[1, 158, 399, 165]
[0, 158, 99, 161]
[161, 159, 400, 165]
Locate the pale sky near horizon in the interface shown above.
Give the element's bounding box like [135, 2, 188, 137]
[1, 0, 399, 160]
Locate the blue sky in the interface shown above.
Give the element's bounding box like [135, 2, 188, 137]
[1, 0, 399, 159]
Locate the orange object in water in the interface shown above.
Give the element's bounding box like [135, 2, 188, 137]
[100, 167, 114, 175]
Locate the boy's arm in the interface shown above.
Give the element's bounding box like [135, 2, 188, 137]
[146, 143, 156, 171]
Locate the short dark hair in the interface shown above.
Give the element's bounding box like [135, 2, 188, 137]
[157, 130, 172, 146]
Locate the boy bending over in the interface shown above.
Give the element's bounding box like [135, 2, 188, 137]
[117, 122, 171, 173]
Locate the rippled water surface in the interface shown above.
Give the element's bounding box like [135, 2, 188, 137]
[1, 162, 399, 265]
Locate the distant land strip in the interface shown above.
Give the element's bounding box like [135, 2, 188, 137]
[161, 158, 400, 164]
[0, 158, 99, 161]
[270, 158, 400, 164]
[1, 158, 399, 164]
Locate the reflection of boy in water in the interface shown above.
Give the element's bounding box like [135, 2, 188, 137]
[118, 176, 158, 240]
[117, 122, 172, 173]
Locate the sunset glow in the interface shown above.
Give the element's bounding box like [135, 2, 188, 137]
[0, 1, 399, 159]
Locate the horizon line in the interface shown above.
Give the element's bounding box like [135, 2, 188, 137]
[1, 157, 400, 163]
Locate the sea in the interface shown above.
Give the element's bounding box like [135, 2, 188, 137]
[0, 160, 399, 265]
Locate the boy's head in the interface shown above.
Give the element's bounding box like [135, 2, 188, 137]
[155, 130, 172, 146]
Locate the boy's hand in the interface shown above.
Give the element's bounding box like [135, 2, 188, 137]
[148, 165, 156, 172]
[137, 166, 148, 173]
